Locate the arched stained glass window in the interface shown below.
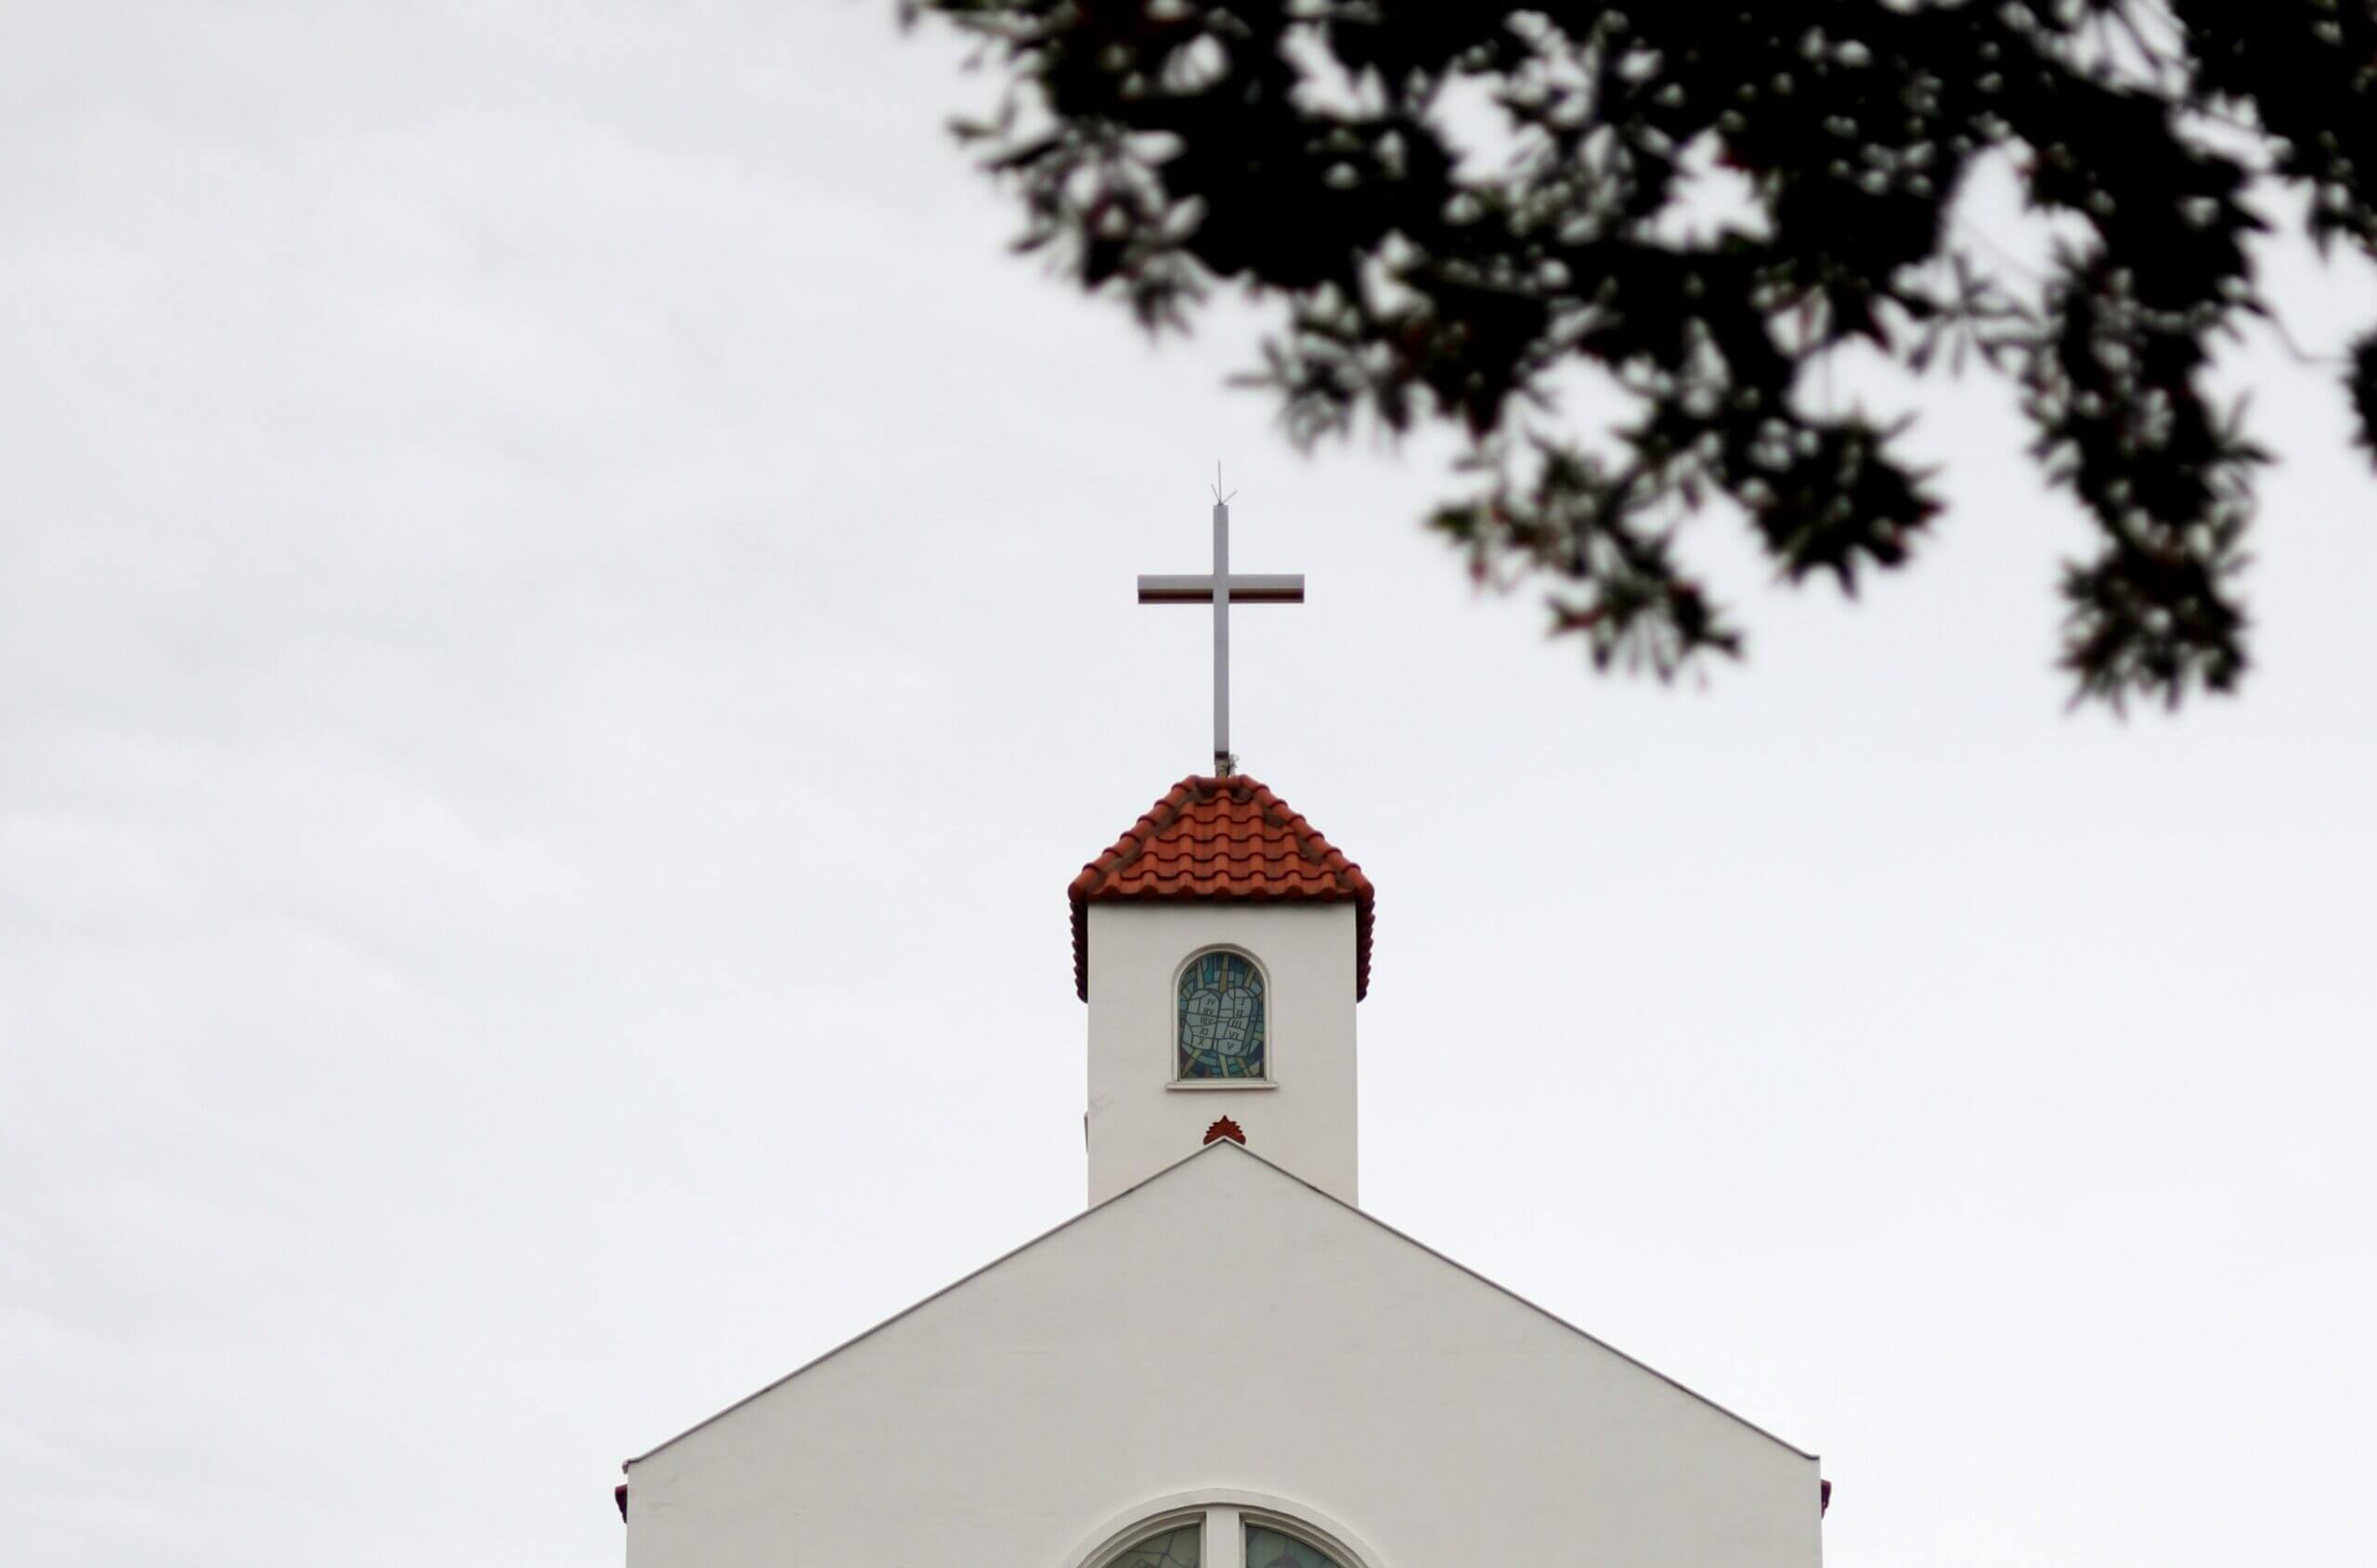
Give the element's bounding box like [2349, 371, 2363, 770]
[1245, 1525, 1344, 1568]
[1176, 950, 1266, 1080]
[1107, 1523, 1201, 1568]
[1077, 1501, 1369, 1568]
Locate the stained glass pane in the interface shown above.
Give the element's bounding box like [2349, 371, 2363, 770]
[1176, 950, 1266, 1079]
[1245, 1525, 1343, 1568]
[1108, 1523, 1201, 1568]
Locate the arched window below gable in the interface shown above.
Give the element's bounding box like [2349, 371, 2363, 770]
[1085, 1499, 1370, 1568]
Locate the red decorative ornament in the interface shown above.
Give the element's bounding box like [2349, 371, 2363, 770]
[1202, 1116, 1246, 1147]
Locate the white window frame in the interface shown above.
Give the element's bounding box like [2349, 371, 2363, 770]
[1071, 1491, 1381, 1568]
[1167, 945, 1279, 1090]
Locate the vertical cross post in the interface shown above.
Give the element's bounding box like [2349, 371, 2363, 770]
[1138, 491, 1305, 776]
[1211, 499, 1229, 771]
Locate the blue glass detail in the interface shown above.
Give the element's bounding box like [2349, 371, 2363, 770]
[1245, 1525, 1342, 1568]
[1177, 951, 1266, 1080]
[1111, 1525, 1200, 1568]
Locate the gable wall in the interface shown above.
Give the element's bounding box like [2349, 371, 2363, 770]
[625, 1146, 1819, 1568]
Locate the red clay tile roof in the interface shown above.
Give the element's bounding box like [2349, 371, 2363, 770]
[1070, 774, 1374, 1002]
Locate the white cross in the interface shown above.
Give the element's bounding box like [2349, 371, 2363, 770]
[1137, 481, 1305, 776]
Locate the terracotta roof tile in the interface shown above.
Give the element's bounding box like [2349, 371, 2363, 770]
[1070, 774, 1374, 1001]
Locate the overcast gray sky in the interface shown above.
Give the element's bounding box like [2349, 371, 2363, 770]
[6, 6, 2375, 1566]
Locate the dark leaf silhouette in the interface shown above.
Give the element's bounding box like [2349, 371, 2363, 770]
[906, 1, 2377, 707]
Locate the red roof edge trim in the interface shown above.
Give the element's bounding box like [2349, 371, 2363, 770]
[1069, 774, 1374, 1003]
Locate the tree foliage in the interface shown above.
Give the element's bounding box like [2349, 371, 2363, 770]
[907, 1, 2377, 706]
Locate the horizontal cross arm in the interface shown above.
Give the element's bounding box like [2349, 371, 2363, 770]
[1137, 573, 1306, 604]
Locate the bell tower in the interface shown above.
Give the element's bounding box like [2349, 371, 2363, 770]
[1070, 773, 1374, 1207]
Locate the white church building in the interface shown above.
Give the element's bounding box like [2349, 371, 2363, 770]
[617, 503, 1826, 1568]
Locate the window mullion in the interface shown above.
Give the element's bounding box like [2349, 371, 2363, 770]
[1204, 1507, 1244, 1568]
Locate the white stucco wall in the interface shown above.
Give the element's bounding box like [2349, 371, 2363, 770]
[624, 1143, 1821, 1568]
[1083, 902, 1358, 1207]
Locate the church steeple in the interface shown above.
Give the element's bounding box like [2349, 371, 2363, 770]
[1070, 774, 1374, 1207]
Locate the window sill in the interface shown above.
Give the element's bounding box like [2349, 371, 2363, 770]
[1166, 1080, 1279, 1092]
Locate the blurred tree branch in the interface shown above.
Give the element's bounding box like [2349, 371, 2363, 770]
[906, 0, 2377, 708]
